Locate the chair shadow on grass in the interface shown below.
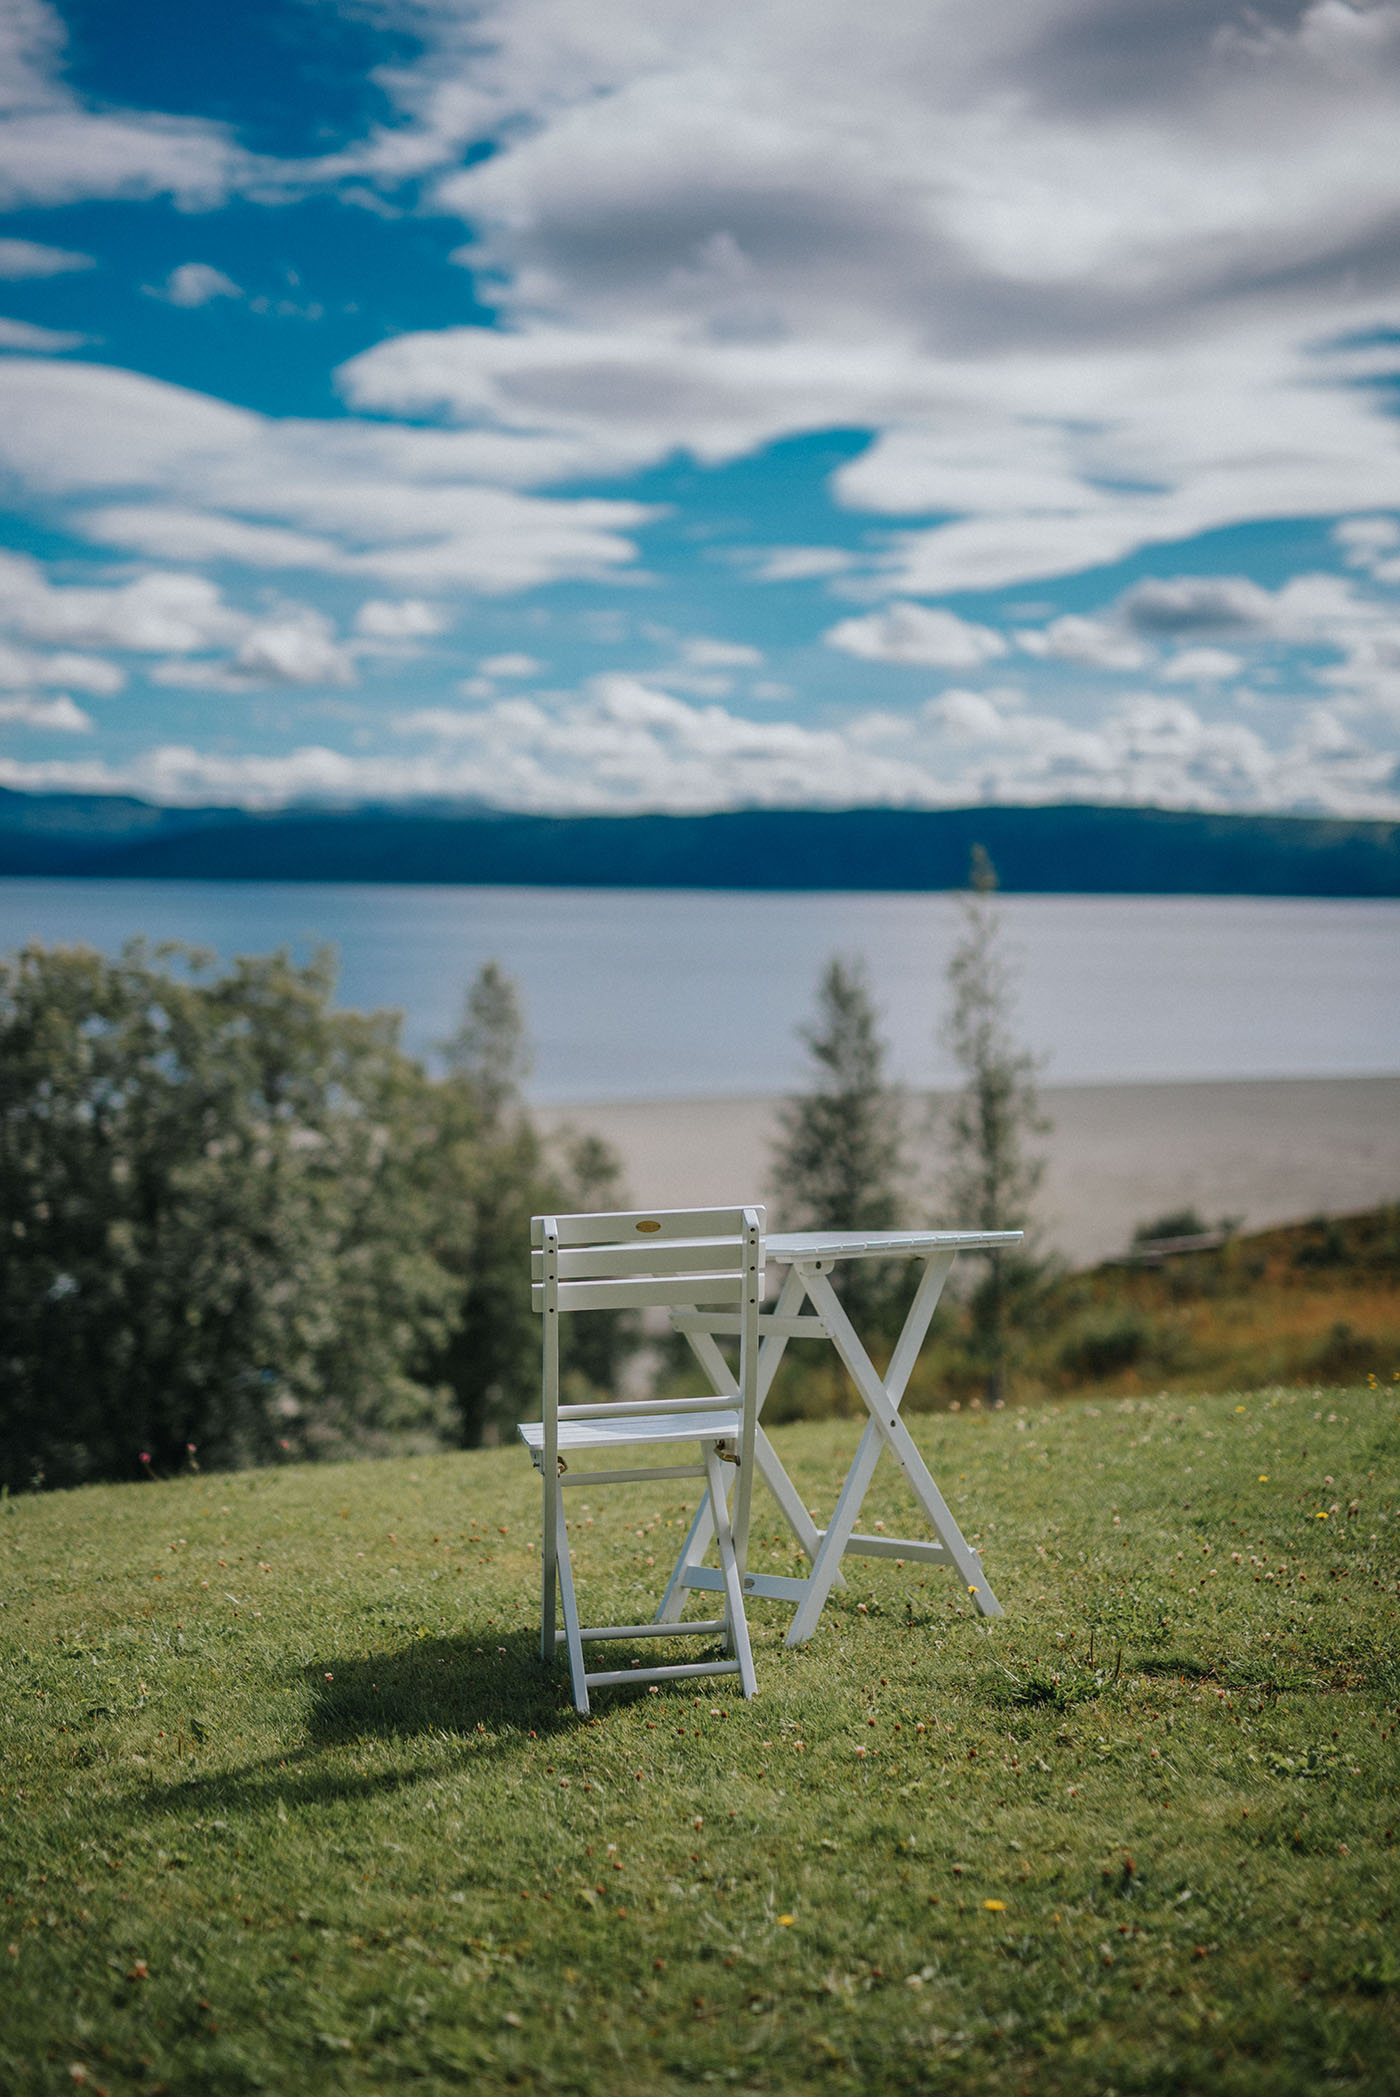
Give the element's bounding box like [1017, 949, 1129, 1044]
[304, 1627, 581, 1745]
[122, 1629, 595, 1832]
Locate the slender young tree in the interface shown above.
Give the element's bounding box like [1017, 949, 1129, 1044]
[937, 846, 1051, 1398]
[772, 955, 906, 1331]
[432, 960, 630, 1442]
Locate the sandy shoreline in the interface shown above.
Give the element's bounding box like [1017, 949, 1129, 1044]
[536, 1075, 1400, 1268]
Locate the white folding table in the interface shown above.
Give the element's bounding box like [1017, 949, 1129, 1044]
[656, 1226, 1022, 1644]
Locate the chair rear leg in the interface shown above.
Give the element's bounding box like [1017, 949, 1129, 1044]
[705, 1446, 757, 1699]
[540, 1473, 557, 1664]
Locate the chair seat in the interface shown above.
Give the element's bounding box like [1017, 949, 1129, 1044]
[519, 1406, 741, 1452]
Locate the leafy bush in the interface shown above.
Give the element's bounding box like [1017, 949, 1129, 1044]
[1055, 1303, 1153, 1381]
[0, 941, 459, 1489]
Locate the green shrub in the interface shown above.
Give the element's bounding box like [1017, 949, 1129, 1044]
[1055, 1303, 1153, 1381]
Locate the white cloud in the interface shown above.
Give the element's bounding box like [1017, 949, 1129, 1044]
[1015, 615, 1147, 671]
[0, 0, 250, 209]
[0, 313, 86, 350]
[79, 506, 341, 569]
[1161, 647, 1244, 685]
[0, 552, 244, 652]
[1334, 513, 1400, 585]
[0, 550, 357, 690]
[0, 693, 92, 732]
[150, 263, 243, 308]
[748, 546, 856, 582]
[0, 359, 656, 594]
[478, 649, 541, 676]
[1, 0, 1399, 609]
[321, 0, 1400, 594]
[923, 688, 1015, 741]
[679, 636, 763, 669]
[0, 640, 123, 694]
[151, 609, 355, 691]
[825, 601, 1008, 668]
[0, 237, 93, 277]
[356, 598, 451, 640]
[1118, 574, 1279, 638]
[3, 676, 1392, 817]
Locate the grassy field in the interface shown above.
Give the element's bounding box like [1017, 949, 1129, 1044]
[2, 1384, 1397, 2096]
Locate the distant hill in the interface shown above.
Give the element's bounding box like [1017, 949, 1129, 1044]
[0, 787, 1396, 894]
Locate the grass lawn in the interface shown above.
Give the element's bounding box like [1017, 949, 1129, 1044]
[2, 1384, 1397, 2095]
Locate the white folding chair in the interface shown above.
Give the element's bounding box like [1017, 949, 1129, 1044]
[520, 1205, 763, 1715]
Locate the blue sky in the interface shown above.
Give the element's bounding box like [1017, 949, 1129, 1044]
[1, 0, 1399, 815]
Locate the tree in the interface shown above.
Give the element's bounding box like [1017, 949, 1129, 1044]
[772, 955, 907, 1331]
[0, 941, 458, 1491]
[430, 961, 630, 1444]
[936, 846, 1051, 1399]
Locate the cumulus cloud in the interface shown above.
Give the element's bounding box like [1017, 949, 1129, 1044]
[825, 602, 1008, 668]
[1161, 647, 1245, 685]
[2, 677, 1391, 816]
[0, 237, 93, 277]
[356, 598, 451, 640]
[0, 551, 356, 690]
[150, 609, 355, 690]
[0, 551, 244, 652]
[149, 262, 243, 308]
[1334, 514, 1400, 584]
[0, 639, 123, 694]
[0, 692, 92, 732]
[1015, 615, 1147, 671]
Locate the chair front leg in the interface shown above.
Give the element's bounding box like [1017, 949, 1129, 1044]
[553, 1493, 589, 1715]
[705, 1446, 757, 1699]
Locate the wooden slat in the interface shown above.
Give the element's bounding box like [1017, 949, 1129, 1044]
[556, 1394, 736, 1420]
[669, 1312, 828, 1338]
[584, 1660, 741, 1688]
[532, 1205, 761, 1249]
[682, 1566, 813, 1603]
[533, 1237, 746, 1282]
[839, 1532, 950, 1563]
[559, 1619, 728, 1642]
[532, 1273, 745, 1314]
[560, 1463, 707, 1487]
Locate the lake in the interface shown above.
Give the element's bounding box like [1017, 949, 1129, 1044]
[1, 879, 1396, 1101]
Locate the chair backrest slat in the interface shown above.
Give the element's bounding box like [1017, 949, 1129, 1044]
[534, 1237, 747, 1284]
[532, 1206, 754, 1250]
[532, 1273, 747, 1315]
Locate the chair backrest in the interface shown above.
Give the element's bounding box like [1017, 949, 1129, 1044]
[531, 1206, 765, 1317]
[530, 1205, 765, 1603]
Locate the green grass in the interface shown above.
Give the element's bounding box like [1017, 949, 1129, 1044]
[2, 1385, 1398, 2096]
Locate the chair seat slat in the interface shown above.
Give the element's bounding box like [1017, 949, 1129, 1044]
[520, 1409, 740, 1451]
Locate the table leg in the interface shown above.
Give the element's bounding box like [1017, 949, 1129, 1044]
[785, 1260, 1001, 1643]
[656, 1267, 835, 1623]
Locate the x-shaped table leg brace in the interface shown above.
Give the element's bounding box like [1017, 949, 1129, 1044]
[656, 1265, 844, 1623]
[784, 1254, 1002, 1644]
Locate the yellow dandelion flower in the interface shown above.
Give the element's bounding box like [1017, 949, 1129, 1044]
[982, 1899, 1006, 1912]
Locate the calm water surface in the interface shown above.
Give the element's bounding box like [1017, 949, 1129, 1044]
[1, 880, 1396, 1101]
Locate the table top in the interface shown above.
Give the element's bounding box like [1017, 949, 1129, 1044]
[765, 1227, 1023, 1263]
